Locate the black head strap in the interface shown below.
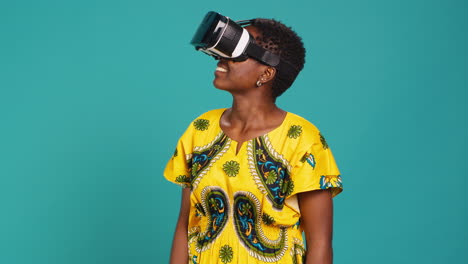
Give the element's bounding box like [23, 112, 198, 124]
[236, 19, 300, 87]
[246, 43, 299, 88]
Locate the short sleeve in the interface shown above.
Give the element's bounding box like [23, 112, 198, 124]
[290, 132, 343, 197]
[163, 127, 193, 189]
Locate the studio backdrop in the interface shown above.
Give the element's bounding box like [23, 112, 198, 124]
[1, 0, 467, 263]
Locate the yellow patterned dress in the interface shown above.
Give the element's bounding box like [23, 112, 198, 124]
[164, 109, 343, 264]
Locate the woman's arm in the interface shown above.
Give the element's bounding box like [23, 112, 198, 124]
[298, 189, 334, 264]
[169, 187, 191, 264]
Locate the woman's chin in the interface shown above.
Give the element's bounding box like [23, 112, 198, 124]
[213, 79, 227, 90]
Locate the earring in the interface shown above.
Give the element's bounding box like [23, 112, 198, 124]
[256, 80, 263, 87]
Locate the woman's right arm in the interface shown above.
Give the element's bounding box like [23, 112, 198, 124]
[169, 187, 191, 264]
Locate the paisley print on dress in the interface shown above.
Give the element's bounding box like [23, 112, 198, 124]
[290, 237, 306, 264]
[187, 132, 230, 189]
[233, 191, 288, 262]
[193, 187, 230, 252]
[247, 135, 294, 209]
[194, 203, 205, 217]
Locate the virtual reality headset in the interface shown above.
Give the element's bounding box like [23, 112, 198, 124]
[191, 11, 299, 86]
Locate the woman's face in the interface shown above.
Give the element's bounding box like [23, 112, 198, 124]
[212, 26, 270, 93]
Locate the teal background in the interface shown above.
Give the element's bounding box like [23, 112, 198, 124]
[1, 0, 467, 263]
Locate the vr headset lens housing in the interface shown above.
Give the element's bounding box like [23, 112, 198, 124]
[191, 12, 251, 61]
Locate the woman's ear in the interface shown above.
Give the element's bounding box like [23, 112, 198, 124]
[261, 67, 277, 83]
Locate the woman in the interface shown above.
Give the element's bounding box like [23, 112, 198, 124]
[164, 17, 343, 264]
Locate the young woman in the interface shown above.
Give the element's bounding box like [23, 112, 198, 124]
[164, 17, 343, 264]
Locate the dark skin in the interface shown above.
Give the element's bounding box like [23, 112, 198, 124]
[170, 26, 334, 264]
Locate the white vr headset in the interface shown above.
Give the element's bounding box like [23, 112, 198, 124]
[191, 11, 300, 87]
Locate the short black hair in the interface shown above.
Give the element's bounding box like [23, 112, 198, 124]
[250, 18, 306, 99]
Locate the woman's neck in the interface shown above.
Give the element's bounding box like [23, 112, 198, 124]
[229, 94, 279, 126]
[220, 93, 286, 140]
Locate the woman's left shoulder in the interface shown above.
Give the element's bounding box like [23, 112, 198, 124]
[285, 111, 321, 135]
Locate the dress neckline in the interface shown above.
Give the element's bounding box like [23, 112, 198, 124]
[216, 108, 290, 145]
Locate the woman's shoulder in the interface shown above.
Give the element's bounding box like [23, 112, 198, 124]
[178, 108, 226, 136]
[188, 108, 225, 130]
[280, 112, 333, 154]
[285, 111, 321, 135]
[192, 108, 226, 121]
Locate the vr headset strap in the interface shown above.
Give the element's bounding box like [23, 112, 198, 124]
[277, 60, 300, 87]
[245, 44, 280, 67]
[246, 43, 299, 87]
